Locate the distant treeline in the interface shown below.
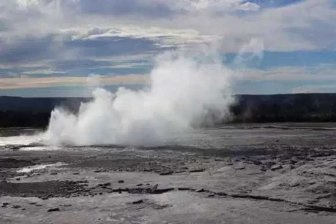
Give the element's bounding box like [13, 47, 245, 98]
[231, 94, 336, 123]
[1, 93, 336, 127]
[0, 96, 88, 128]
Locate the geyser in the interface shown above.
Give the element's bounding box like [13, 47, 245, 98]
[44, 50, 234, 146]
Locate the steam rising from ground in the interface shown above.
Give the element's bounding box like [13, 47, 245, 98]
[44, 50, 234, 146]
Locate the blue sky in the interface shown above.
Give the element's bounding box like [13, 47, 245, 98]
[0, 0, 336, 96]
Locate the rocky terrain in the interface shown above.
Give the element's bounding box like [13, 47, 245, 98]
[0, 124, 336, 223]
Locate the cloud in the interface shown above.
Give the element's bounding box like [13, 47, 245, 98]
[292, 85, 336, 94]
[0, 74, 148, 89]
[238, 65, 336, 82]
[0, 0, 336, 95]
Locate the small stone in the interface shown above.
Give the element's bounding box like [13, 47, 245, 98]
[118, 180, 124, 183]
[290, 158, 298, 164]
[159, 171, 173, 175]
[12, 205, 21, 209]
[177, 187, 192, 191]
[103, 182, 111, 187]
[2, 202, 9, 208]
[234, 163, 245, 170]
[132, 199, 144, 204]
[264, 161, 276, 168]
[283, 164, 294, 170]
[189, 168, 205, 173]
[271, 164, 283, 171]
[251, 160, 262, 165]
[48, 208, 60, 212]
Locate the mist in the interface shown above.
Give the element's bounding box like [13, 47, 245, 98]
[43, 50, 234, 146]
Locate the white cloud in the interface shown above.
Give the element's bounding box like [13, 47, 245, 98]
[292, 85, 336, 94]
[2, 0, 335, 53]
[169, 0, 260, 12]
[0, 74, 148, 89]
[0, 0, 335, 87]
[238, 65, 336, 82]
[16, 0, 40, 8]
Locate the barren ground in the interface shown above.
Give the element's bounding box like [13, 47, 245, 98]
[1, 123, 336, 223]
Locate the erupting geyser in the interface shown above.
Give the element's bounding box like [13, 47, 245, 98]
[44, 50, 234, 146]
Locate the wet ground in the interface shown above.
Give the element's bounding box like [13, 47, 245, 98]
[0, 123, 336, 223]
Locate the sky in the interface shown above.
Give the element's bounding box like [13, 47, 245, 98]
[0, 0, 336, 97]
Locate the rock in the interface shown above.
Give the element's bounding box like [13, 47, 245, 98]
[177, 187, 192, 191]
[2, 202, 9, 208]
[50, 172, 58, 176]
[264, 161, 276, 168]
[152, 188, 174, 194]
[251, 159, 262, 165]
[260, 166, 267, 172]
[12, 205, 21, 209]
[282, 164, 294, 170]
[271, 164, 283, 171]
[132, 199, 144, 204]
[41, 196, 48, 200]
[48, 208, 60, 212]
[102, 182, 111, 187]
[189, 168, 205, 173]
[159, 171, 173, 175]
[118, 180, 124, 183]
[290, 158, 298, 164]
[234, 163, 245, 170]
[151, 184, 158, 191]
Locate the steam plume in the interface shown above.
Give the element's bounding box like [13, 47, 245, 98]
[44, 50, 234, 146]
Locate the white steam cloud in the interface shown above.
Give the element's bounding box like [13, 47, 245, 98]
[43, 50, 234, 146]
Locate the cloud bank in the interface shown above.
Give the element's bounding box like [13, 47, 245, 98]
[0, 0, 335, 94]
